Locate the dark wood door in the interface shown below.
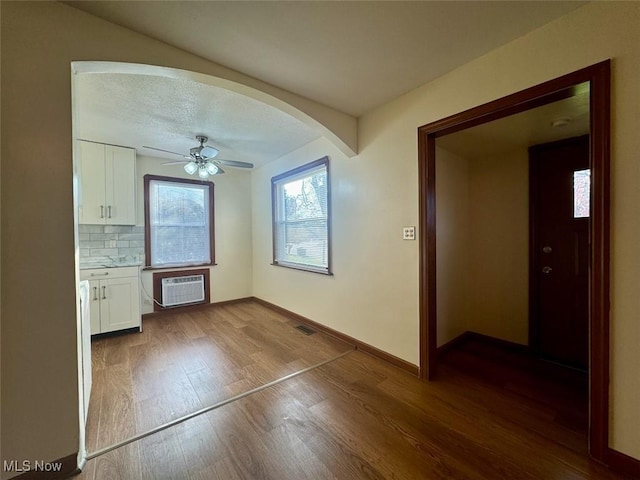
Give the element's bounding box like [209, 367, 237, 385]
[530, 135, 589, 370]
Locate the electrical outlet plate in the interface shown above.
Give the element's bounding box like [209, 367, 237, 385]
[403, 226, 416, 240]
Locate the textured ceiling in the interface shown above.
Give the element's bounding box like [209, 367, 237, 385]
[70, 2, 587, 170]
[74, 73, 321, 168]
[66, 1, 585, 117]
[437, 85, 590, 160]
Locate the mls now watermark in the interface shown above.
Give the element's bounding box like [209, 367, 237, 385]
[3, 459, 63, 473]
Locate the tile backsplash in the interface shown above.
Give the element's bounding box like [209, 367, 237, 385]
[79, 225, 145, 268]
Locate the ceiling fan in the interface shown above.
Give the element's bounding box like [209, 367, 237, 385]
[143, 135, 254, 179]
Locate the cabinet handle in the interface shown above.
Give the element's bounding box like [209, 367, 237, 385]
[108, 205, 112, 219]
[100, 205, 104, 219]
[102, 286, 106, 300]
[90, 272, 109, 277]
[93, 286, 98, 301]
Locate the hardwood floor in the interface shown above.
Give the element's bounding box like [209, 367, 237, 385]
[438, 334, 589, 453]
[85, 301, 352, 453]
[78, 302, 632, 480]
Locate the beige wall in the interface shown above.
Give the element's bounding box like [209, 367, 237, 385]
[252, 136, 419, 359]
[435, 146, 528, 347]
[467, 149, 529, 344]
[136, 156, 253, 315]
[0, 2, 353, 476]
[435, 147, 470, 347]
[2, 0, 639, 472]
[358, 1, 640, 458]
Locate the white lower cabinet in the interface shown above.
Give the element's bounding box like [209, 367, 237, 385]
[80, 267, 141, 335]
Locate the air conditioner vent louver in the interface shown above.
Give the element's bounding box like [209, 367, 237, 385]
[161, 275, 205, 307]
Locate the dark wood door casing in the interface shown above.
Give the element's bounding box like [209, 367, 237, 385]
[417, 60, 610, 462]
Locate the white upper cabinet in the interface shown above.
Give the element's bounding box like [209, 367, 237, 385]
[78, 141, 106, 224]
[105, 144, 137, 225]
[78, 140, 136, 225]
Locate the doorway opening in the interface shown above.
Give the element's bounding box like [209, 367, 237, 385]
[71, 61, 351, 463]
[417, 61, 610, 463]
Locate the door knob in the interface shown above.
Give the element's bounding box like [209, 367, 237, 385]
[542, 246, 552, 254]
[542, 266, 553, 274]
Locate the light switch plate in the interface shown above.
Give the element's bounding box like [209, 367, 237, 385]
[403, 226, 416, 240]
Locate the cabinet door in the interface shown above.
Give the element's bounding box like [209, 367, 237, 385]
[105, 145, 136, 225]
[88, 280, 102, 335]
[99, 276, 141, 333]
[78, 141, 106, 225]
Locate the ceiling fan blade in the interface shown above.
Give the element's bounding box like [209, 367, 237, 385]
[143, 145, 190, 158]
[200, 146, 219, 159]
[162, 161, 189, 165]
[215, 159, 254, 169]
[215, 166, 225, 174]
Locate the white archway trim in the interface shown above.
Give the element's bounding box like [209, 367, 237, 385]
[72, 61, 357, 157]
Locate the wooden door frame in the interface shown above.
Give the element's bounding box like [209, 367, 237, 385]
[417, 60, 610, 462]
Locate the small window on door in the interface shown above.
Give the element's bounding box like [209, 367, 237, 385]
[573, 169, 590, 218]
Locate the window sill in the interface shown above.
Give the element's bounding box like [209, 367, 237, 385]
[143, 263, 217, 271]
[271, 262, 333, 276]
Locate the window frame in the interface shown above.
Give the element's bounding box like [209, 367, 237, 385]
[271, 156, 332, 275]
[144, 174, 215, 269]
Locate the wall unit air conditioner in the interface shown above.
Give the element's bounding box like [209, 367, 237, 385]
[161, 274, 205, 307]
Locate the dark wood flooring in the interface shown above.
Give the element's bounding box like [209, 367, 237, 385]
[438, 333, 589, 455]
[85, 301, 352, 453]
[77, 302, 631, 480]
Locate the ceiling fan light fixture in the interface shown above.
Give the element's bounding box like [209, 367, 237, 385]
[148, 135, 251, 177]
[197, 166, 210, 179]
[184, 161, 198, 175]
[205, 162, 219, 175]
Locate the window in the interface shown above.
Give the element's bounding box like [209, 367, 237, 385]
[144, 175, 214, 268]
[573, 169, 590, 218]
[271, 157, 331, 274]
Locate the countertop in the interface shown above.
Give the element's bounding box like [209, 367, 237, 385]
[79, 262, 143, 270]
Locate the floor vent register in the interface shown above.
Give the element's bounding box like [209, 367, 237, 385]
[295, 325, 317, 336]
